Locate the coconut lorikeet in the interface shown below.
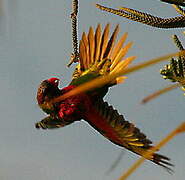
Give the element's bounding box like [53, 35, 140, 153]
[36, 24, 173, 172]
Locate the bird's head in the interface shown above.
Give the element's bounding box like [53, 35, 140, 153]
[37, 77, 60, 106]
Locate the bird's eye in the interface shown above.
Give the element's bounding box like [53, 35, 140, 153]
[54, 79, 59, 84]
[54, 79, 59, 86]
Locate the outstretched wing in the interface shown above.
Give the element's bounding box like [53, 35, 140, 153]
[70, 24, 135, 88]
[83, 100, 173, 172]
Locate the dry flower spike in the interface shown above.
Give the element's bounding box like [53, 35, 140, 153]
[96, 3, 185, 28]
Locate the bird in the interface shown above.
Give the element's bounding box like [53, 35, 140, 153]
[36, 23, 173, 172]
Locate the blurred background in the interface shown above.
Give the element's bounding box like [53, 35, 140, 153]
[0, 0, 185, 179]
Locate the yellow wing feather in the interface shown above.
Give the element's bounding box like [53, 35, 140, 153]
[110, 42, 133, 71]
[94, 24, 102, 62]
[81, 32, 90, 68]
[88, 27, 95, 65]
[99, 23, 110, 60]
[106, 24, 119, 59]
[110, 32, 128, 61]
[72, 24, 134, 84]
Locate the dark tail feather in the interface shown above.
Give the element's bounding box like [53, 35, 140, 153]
[153, 153, 174, 174]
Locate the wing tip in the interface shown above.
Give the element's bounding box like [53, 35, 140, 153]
[152, 153, 174, 173]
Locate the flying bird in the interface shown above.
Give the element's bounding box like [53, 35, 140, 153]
[36, 24, 173, 172]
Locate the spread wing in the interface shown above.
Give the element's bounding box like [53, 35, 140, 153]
[70, 24, 135, 88]
[83, 100, 173, 172]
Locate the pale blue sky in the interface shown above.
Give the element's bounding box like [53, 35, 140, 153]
[0, 0, 185, 180]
